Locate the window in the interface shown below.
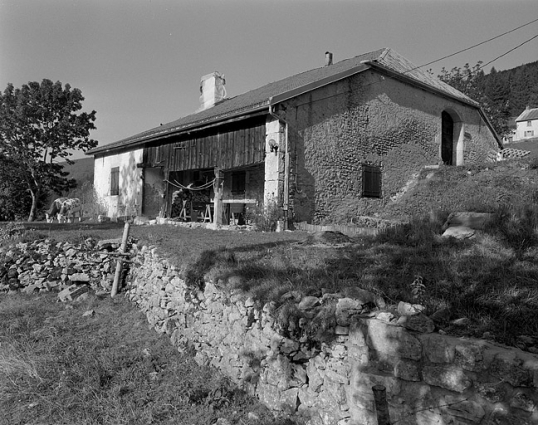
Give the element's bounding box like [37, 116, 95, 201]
[231, 171, 246, 195]
[110, 167, 119, 196]
[524, 130, 535, 137]
[362, 164, 382, 198]
[527, 120, 532, 127]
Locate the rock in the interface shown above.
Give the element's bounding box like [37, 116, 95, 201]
[281, 291, 303, 302]
[430, 307, 451, 322]
[341, 287, 376, 305]
[375, 312, 395, 323]
[82, 309, 95, 317]
[451, 317, 471, 326]
[58, 284, 89, 302]
[442, 226, 475, 239]
[70, 273, 90, 283]
[443, 212, 492, 230]
[397, 301, 425, 316]
[423, 365, 471, 393]
[398, 314, 435, 333]
[97, 239, 122, 250]
[443, 395, 486, 422]
[298, 296, 320, 311]
[335, 297, 363, 326]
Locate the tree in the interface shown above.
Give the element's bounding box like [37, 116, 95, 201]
[438, 62, 509, 137]
[0, 79, 97, 221]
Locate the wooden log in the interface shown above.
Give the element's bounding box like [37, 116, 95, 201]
[111, 222, 130, 298]
[372, 385, 391, 425]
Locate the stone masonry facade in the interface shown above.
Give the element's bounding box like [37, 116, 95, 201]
[274, 71, 500, 224]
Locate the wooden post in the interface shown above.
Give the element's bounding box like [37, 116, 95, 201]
[111, 221, 130, 298]
[372, 385, 391, 425]
[213, 167, 224, 225]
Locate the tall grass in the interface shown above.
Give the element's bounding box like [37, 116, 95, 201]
[0, 293, 298, 425]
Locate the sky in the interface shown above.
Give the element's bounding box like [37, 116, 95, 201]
[1, 0, 537, 160]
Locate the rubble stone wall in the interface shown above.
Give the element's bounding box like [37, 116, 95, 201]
[2, 240, 537, 424]
[128, 247, 538, 425]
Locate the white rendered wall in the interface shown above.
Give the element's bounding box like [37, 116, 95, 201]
[93, 149, 144, 219]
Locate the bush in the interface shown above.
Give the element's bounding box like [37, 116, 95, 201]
[245, 200, 282, 232]
[0, 222, 26, 243]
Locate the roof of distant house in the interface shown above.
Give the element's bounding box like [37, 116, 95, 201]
[87, 48, 485, 156]
[516, 107, 538, 122]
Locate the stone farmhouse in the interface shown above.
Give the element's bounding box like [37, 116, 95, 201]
[87, 48, 501, 227]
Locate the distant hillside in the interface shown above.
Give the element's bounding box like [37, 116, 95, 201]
[480, 60, 538, 116]
[381, 157, 538, 221]
[61, 157, 94, 188]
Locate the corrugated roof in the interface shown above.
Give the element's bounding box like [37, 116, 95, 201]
[87, 48, 481, 155]
[516, 107, 538, 122]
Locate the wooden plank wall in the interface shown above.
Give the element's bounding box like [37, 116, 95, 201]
[144, 116, 266, 173]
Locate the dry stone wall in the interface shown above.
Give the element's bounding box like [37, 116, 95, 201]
[128, 246, 538, 425]
[2, 239, 537, 424]
[0, 238, 129, 295]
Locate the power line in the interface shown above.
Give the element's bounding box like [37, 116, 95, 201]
[412, 16, 538, 71]
[478, 33, 538, 72]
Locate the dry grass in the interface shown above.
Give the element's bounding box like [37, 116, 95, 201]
[0, 292, 298, 425]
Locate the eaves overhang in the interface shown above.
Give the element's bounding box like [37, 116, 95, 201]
[87, 105, 269, 157]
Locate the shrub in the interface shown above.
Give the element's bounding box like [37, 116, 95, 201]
[245, 199, 282, 232]
[0, 222, 26, 243]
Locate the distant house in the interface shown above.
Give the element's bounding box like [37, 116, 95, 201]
[515, 106, 538, 141]
[86, 48, 501, 226]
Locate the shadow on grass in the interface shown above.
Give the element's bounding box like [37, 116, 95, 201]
[183, 223, 538, 347]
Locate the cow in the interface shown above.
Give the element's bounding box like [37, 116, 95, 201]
[45, 197, 68, 223]
[58, 198, 82, 223]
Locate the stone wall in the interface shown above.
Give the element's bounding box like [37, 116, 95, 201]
[127, 246, 538, 425]
[2, 238, 537, 424]
[0, 238, 128, 295]
[274, 71, 500, 225]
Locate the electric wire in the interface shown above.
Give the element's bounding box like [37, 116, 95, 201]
[411, 16, 538, 72]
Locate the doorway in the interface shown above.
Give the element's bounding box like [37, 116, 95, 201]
[441, 111, 454, 165]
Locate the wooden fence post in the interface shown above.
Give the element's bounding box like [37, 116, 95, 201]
[372, 385, 391, 425]
[111, 221, 130, 298]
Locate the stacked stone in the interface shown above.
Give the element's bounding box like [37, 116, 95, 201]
[127, 246, 538, 425]
[0, 238, 129, 296]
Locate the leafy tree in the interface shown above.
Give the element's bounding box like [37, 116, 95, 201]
[0, 79, 97, 221]
[438, 62, 509, 137]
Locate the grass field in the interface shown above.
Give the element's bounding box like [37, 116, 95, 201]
[0, 292, 298, 425]
[1, 157, 537, 420]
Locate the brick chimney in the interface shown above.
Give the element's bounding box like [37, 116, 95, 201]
[198, 72, 226, 112]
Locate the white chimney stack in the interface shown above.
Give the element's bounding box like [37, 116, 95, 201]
[198, 72, 226, 112]
[325, 51, 333, 66]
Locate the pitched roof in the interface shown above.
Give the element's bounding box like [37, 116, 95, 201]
[516, 107, 538, 122]
[87, 48, 481, 155]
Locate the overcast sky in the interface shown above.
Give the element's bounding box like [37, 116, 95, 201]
[1, 0, 537, 160]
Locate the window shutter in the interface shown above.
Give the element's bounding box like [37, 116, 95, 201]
[110, 167, 120, 196]
[362, 165, 382, 198]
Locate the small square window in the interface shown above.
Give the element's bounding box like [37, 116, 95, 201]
[110, 167, 119, 196]
[527, 120, 532, 127]
[362, 164, 382, 198]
